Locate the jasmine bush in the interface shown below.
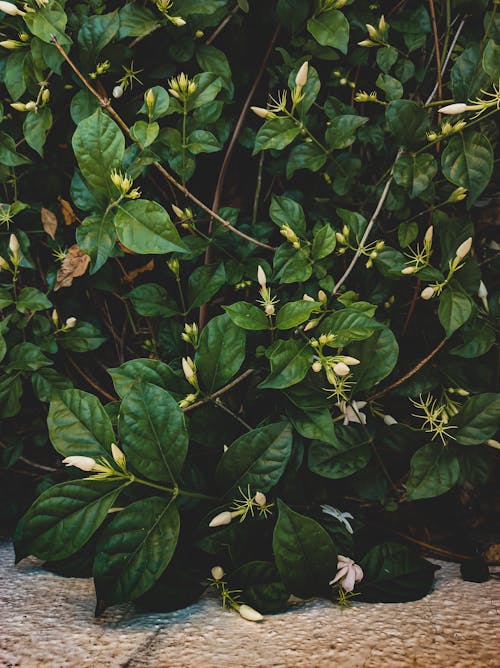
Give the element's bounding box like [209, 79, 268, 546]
[0, 0, 498, 618]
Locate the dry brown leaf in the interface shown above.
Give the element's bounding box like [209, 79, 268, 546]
[57, 196, 77, 225]
[122, 259, 155, 284]
[41, 207, 57, 240]
[54, 244, 91, 291]
[117, 240, 138, 255]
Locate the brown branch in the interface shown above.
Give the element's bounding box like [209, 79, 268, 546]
[0, 440, 58, 473]
[206, 3, 241, 45]
[65, 352, 118, 402]
[367, 337, 448, 402]
[428, 0, 443, 149]
[401, 278, 421, 336]
[183, 368, 254, 412]
[50, 36, 275, 253]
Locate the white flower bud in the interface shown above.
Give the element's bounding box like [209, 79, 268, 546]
[383, 414, 397, 426]
[0, 2, 25, 16]
[65, 317, 77, 329]
[302, 293, 315, 302]
[51, 309, 59, 326]
[401, 266, 417, 275]
[0, 256, 9, 270]
[317, 290, 327, 303]
[111, 443, 126, 469]
[170, 16, 186, 26]
[264, 303, 275, 316]
[9, 233, 19, 257]
[254, 491, 266, 506]
[211, 565, 224, 581]
[424, 226, 433, 246]
[295, 61, 308, 87]
[455, 237, 472, 259]
[209, 511, 233, 527]
[62, 455, 98, 472]
[238, 604, 264, 622]
[257, 265, 267, 288]
[438, 103, 477, 115]
[486, 439, 500, 450]
[312, 361, 322, 373]
[172, 204, 184, 219]
[366, 23, 378, 39]
[112, 85, 124, 99]
[333, 362, 350, 377]
[342, 356, 360, 366]
[182, 356, 195, 380]
[10, 102, 27, 112]
[420, 286, 435, 300]
[250, 106, 271, 120]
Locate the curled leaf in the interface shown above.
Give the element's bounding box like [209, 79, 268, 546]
[41, 207, 57, 240]
[54, 244, 91, 291]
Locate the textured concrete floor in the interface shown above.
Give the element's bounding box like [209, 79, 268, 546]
[0, 541, 499, 668]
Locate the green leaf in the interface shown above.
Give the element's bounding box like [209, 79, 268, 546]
[187, 263, 226, 310]
[130, 120, 159, 147]
[94, 497, 180, 606]
[259, 339, 313, 389]
[72, 109, 124, 200]
[0, 374, 22, 418]
[286, 143, 326, 179]
[196, 314, 246, 392]
[406, 444, 460, 500]
[253, 117, 300, 154]
[325, 115, 368, 150]
[14, 479, 126, 562]
[6, 342, 52, 371]
[275, 300, 321, 330]
[216, 422, 293, 495]
[441, 131, 493, 205]
[76, 211, 116, 274]
[349, 327, 399, 392]
[482, 38, 500, 80]
[273, 244, 312, 284]
[398, 221, 418, 247]
[0, 131, 31, 166]
[114, 200, 185, 255]
[16, 287, 51, 313]
[186, 129, 221, 154]
[223, 302, 270, 330]
[78, 11, 119, 65]
[269, 195, 306, 236]
[453, 393, 500, 445]
[319, 309, 381, 346]
[119, 381, 188, 482]
[311, 223, 336, 260]
[109, 358, 187, 399]
[284, 386, 336, 444]
[393, 152, 437, 198]
[307, 10, 349, 54]
[376, 73, 403, 101]
[59, 321, 106, 353]
[308, 425, 371, 479]
[31, 367, 73, 403]
[23, 108, 52, 157]
[385, 100, 429, 147]
[359, 543, 437, 602]
[273, 499, 337, 598]
[228, 561, 289, 614]
[438, 288, 472, 335]
[126, 283, 179, 317]
[23, 1, 70, 45]
[450, 321, 495, 358]
[47, 389, 115, 458]
[140, 86, 170, 121]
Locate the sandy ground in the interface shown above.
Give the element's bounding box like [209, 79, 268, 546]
[0, 540, 499, 667]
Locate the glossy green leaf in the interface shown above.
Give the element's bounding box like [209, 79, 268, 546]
[438, 288, 472, 335]
[385, 100, 429, 147]
[223, 302, 270, 330]
[47, 389, 115, 458]
[228, 561, 289, 613]
[393, 152, 437, 198]
[273, 499, 337, 598]
[14, 479, 126, 562]
[196, 314, 246, 392]
[126, 283, 179, 317]
[76, 211, 116, 273]
[114, 200, 185, 254]
[216, 422, 293, 495]
[406, 444, 460, 500]
[109, 358, 188, 399]
[441, 131, 493, 205]
[308, 425, 371, 479]
[269, 195, 306, 236]
[119, 381, 188, 482]
[453, 393, 500, 445]
[325, 115, 368, 150]
[94, 497, 180, 606]
[259, 339, 312, 389]
[275, 300, 321, 330]
[307, 10, 349, 53]
[253, 117, 300, 154]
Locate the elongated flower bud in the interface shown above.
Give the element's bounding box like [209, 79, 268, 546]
[424, 226, 433, 246]
[438, 103, 478, 115]
[111, 443, 126, 469]
[9, 233, 19, 257]
[238, 604, 264, 622]
[250, 106, 271, 120]
[295, 61, 308, 87]
[486, 439, 500, 450]
[401, 266, 417, 275]
[209, 511, 233, 527]
[62, 455, 98, 472]
[455, 237, 472, 259]
[0, 1, 25, 15]
[170, 16, 186, 26]
[342, 356, 360, 366]
[257, 265, 267, 288]
[10, 102, 27, 112]
[312, 361, 322, 373]
[383, 414, 397, 426]
[211, 566, 224, 581]
[421, 286, 435, 300]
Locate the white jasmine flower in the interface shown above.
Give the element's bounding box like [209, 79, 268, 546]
[421, 286, 435, 300]
[65, 317, 77, 329]
[257, 265, 267, 288]
[478, 281, 488, 311]
[383, 414, 398, 426]
[321, 505, 354, 534]
[9, 233, 19, 256]
[211, 565, 224, 581]
[112, 85, 124, 98]
[238, 604, 264, 622]
[209, 511, 233, 527]
[455, 237, 472, 259]
[438, 103, 481, 115]
[0, 2, 26, 16]
[330, 555, 364, 592]
[336, 400, 368, 426]
[295, 61, 308, 87]
[62, 455, 99, 472]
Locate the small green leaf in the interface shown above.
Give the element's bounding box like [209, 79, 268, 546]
[259, 339, 312, 389]
[438, 288, 472, 335]
[441, 131, 493, 205]
[23, 108, 53, 157]
[126, 283, 179, 317]
[216, 422, 293, 495]
[109, 358, 188, 399]
[253, 117, 300, 154]
[273, 499, 337, 598]
[76, 211, 116, 273]
[130, 120, 159, 147]
[393, 153, 437, 198]
[385, 100, 429, 147]
[275, 300, 321, 330]
[307, 10, 349, 53]
[16, 287, 51, 313]
[119, 381, 188, 482]
[114, 200, 185, 254]
[196, 314, 246, 392]
[453, 393, 500, 445]
[406, 444, 460, 500]
[308, 425, 371, 479]
[94, 497, 180, 606]
[223, 302, 270, 330]
[325, 115, 368, 150]
[59, 321, 106, 353]
[311, 223, 336, 260]
[269, 194, 306, 236]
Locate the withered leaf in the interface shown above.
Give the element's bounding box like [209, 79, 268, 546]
[54, 244, 91, 291]
[57, 196, 77, 225]
[122, 259, 155, 284]
[41, 207, 57, 240]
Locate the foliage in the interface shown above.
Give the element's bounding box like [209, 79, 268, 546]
[0, 0, 498, 618]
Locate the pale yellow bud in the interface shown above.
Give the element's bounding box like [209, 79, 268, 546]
[257, 265, 267, 288]
[209, 511, 233, 527]
[25, 101, 37, 112]
[438, 103, 479, 115]
[113, 85, 124, 99]
[421, 286, 435, 300]
[366, 24, 378, 39]
[342, 356, 360, 366]
[238, 604, 263, 622]
[312, 361, 322, 373]
[51, 309, 59, 326]
[9, 233, 19, 257]
[333, 362, 350, 377]
[455, 237, 472, 259]
[0, 256, 9, 270]
[401, 266, 417, 275]
[10, 102, 27, 112]
[254, 491, 266, 506]
[302, 293, 315, 302]
[65, 317, 77, 329]
[264, 303, 275, 316]
[211, 566, 224, 580]
[486, 439, 500, 450]
[111, 443, 127, 469]
[0, 1, 25, 15]
[317, 290, 327, 303]
[170, 16, 186, 26]
[424, 226, 433, 246]
[295, 61, 309, 87]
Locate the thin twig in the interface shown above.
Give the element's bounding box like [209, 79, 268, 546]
[50, 36, 275, 253]
[65, 353, 118, 402]
[425, 18, 466, 105]
[332, 172, 395, 295]
[206, 3, 241, 45]
[0, 440, 58, 473]
[183, 368, 254, 412]
[367, 337, 448, 402]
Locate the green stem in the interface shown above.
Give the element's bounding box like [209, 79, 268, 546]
[131, 474, 217, 501]
[182, 98, 187, 187]
[176, 276, 187, 315]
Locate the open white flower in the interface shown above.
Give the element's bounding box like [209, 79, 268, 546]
[329, 555, 364, 592]
[321, 505, 354, 534]
[336, 400, 367, 425]
[62, 456, 99, 472]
